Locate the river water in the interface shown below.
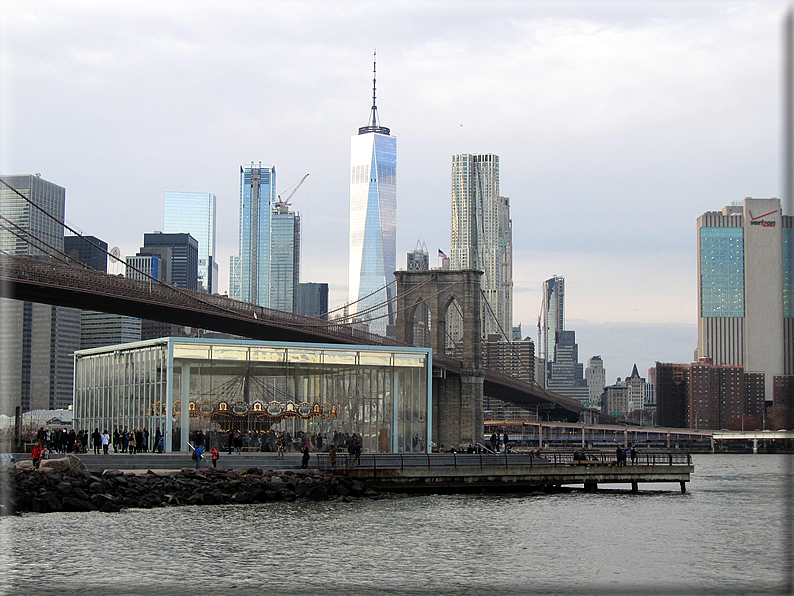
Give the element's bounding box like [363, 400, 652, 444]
[1, 454, 792, 595]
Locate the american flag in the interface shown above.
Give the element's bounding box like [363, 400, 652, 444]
[438, 249, 448, 259]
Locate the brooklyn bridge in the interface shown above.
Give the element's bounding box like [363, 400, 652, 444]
[0, 252, 613, 446]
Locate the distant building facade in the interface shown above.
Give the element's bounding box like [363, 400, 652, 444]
[655, 359, 768, 430]
[546, 330, 589, 403]
[585, 356, 606, 408]
[298, 283, 329, 320]
[270, 203, 300, 312]
[64, 235, 107, 271]
[142, 232, 199, 291]
[164, 191, 218, 293]
[482, 333, 535, 384]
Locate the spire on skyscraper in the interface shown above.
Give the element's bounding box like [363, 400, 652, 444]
[359, 50, 390, 135]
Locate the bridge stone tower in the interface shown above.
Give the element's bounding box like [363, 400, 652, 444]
[395, 269, 484, 449]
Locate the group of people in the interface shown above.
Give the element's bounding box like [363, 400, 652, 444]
[33, 427, 91, 455]
[29, 426, 165, 456]
[489, 431, 511, 453]
[615, 446, 638, 465]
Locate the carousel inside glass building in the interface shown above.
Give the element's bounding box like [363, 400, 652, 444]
[73, 338, 432, 454]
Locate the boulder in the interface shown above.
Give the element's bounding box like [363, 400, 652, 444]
[67, 454, 88, 473]
[38, 457, 72, 474]
[99, 501, 121, 513]
[62, 496, 97, 512]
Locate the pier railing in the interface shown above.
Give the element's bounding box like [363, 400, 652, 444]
[315, 451, 692, 471]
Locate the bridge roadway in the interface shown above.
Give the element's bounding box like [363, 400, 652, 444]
[0, 254, 600, 421]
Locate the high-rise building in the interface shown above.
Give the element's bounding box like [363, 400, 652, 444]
[164, 192, 218, 293]
[483, 333, 535, 384]
[696, 198, 793, 400]
[450, 153, 513, 339]
[349, 55, 396, 337]
[142, 232, 199, 291]
[298, 283, 329, 320]
[0, 175, 80, 413]
[64, 235, 107, 271]
[546, 330, 589, 403]
[237, 163, 276, 306]
[586, 356, 606, 407]
[270, 203, 301, 312]
[540, 276, 564, 367]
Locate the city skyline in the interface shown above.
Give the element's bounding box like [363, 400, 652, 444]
[1, 1, 790, 379]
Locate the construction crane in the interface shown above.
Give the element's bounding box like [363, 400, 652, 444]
[276, 173, 309, 208]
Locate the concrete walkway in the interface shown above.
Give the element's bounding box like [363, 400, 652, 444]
[14, 451, 313, 471]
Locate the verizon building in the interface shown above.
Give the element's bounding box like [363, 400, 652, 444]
[696, 198, 793, 401]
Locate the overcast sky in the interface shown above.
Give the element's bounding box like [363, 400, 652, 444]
[1, 1, 789, 383]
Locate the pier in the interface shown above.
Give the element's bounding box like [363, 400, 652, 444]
[315, 451, 694, 493]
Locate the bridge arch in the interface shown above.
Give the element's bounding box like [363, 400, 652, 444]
[394, 269, 483, 372]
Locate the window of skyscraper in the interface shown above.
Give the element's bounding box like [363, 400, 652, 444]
[700, 227, 744, 317]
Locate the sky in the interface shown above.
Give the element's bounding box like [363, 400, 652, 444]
[1, 0, 789, 383]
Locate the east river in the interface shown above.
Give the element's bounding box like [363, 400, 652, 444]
[1, 454, 792, 595]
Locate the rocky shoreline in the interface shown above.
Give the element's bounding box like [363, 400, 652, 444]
[1, 454, 386, 515]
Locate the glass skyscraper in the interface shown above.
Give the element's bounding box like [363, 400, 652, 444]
[450, 153, 513, 340]
[236, 163, 276, 307]
[270, 204, 300, 312]
[164, 191, 218, 294]
[349, 56, 396, 337]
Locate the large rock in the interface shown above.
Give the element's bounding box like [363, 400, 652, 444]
[67, 454, 88, 473]
[38, 458, 71, 474]
[61, 496, 97, 512]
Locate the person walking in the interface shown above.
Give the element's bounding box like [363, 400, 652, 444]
[329, 445, 337, 470]
[210, 446, 219, 468]
[301, 445, 310, 469]
[101, 430, 110, 455]
[194, 444, 203, 470]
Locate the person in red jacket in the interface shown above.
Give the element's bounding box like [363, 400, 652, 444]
[31, 440, 44, 469]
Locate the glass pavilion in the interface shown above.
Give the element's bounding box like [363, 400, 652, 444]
[73, 338, 431, 453]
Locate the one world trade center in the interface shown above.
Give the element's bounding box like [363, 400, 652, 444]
[349, 53, 396, 337]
